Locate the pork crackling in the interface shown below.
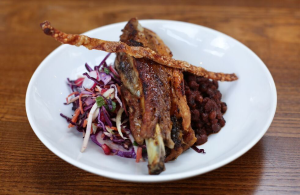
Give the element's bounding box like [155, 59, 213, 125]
[40, 21, 238, 82]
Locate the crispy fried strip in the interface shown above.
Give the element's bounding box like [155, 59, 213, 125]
[40, 21, 238, 81]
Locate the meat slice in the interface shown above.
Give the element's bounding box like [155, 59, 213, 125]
[137, 22, 197, 161]
[117, 18, 174, 148]
[115, 52, 141, 98]
[165, 69, 197, 162]
[116, 18, 196, 167]
[115, 18, 172, 174]
[121, 86, 143, 145]
[130, 19, 196, 161]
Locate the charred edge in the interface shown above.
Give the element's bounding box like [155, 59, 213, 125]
[40, 21, 54, 35]
[165, 147, 171, 157]
[142, 82, 149, 96]
[154, 73, 164, 87]
[180, 80, 185, 96]
[129, 39, 143, 47]
[165, 147, 181, 162]
[43, 28, 53, 35]
[171, 116, 183, 149]
[148, 162, 165, 175]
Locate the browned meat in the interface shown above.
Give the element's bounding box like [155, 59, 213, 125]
[165, 69, 197, 162]
[115, 52, 141, 97]
[121, 86, 143, 145]
[115, 18, 172, 174]
[117, 18, 196, 163]
[117, 18, 174, 148]
[139, 59, 173, 147]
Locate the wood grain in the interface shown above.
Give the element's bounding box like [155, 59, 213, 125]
[1, 0, 300, 194]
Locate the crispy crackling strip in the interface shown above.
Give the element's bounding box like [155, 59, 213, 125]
[40, 21, 238, 81]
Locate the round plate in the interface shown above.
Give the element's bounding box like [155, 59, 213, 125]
[26, 20, 277, 182]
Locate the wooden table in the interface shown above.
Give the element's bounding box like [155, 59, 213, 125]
[1, 0, 300, 194]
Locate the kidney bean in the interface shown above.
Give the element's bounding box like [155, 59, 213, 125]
[184, 72, 227, 146]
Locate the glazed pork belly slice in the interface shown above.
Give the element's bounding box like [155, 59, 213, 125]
[128, 18, 196, 161]
[115, 18, 172, 174]
[115, 18, 196, 173]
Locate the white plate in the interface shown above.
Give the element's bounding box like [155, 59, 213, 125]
[26, 20, 277, 182]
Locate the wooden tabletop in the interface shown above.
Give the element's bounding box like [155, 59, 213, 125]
[1, 0, 300, 194]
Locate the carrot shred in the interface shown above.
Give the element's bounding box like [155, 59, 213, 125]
[136, 147, 143, 163]
[68, 108, 81, 128]
[83, 119, 88, 128]
[66, 92, 79, 103]
[108, 126, 126, 133]
[85, 88, 93, 93]
[109, 126, 118, 130]
[79, 93, 84, 114]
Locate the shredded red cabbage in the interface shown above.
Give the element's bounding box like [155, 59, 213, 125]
[90, 133, 136, 158]
[82, 72, 103, 87]
[85, 63, 93, 72]
[60, 53, 136, 159]
[99, 72, 111, 85]
[102, 106, 112, 127]
[191, 145, 206, 154]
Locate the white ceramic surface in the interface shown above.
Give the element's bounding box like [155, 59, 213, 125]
[26, 20, 277, 182]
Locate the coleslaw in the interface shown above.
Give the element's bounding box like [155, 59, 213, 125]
[60, 53, 141, 160]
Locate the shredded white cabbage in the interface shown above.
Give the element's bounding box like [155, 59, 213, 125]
[103, 88, 114, 98]
[105, 126, 114, 134]
[116, 107, 124, 138]
[129, 134, 138, 155]
[92, 107, 99, 121]
[110, 84, 123, 107]
[92, 123, 97, 134]
[81, 102, 98, 152]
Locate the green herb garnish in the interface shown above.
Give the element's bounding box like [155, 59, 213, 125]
[96, 96, 106, 107]
[104, 67, 110, 74]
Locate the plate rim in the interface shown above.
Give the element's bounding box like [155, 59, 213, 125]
[26, 19, 277, 182]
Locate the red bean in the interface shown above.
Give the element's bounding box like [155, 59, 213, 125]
[221, 102, 227, 113]
[212, 123, 221, 133]
[189, 81, 199, 90]
[209, 110, 217, 120]
[211, 119, 218, 124]
[219, 119, 226, 127]
[191, 109, 200, 121]
[195, 122, 203, 129]
[201, 112, 208, 120]
[195, 94, 203, 103]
